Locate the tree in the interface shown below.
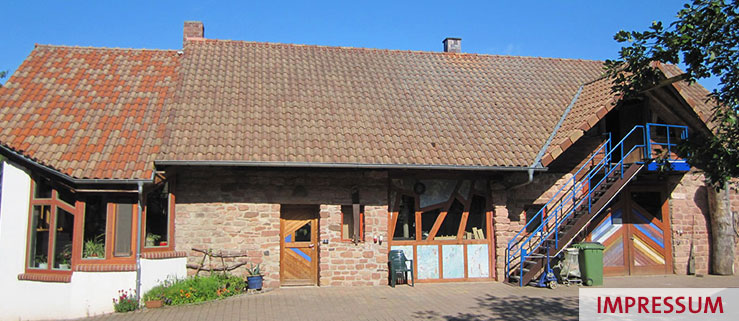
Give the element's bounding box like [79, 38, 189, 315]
[605, 0, 738, 275]
[0, 70, 7, 87]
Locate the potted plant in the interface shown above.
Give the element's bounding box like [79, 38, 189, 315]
[57, 243, 72, 270]
[145, 233, 161, 247]
[35, 254, 48, 269]
[83, 234, 105, 258]
[246, 263, 263, 290]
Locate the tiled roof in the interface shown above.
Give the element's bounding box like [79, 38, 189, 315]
[0, 38, 715, 180]
[540, 63, 715, 167]
[658, 64, 716, 125]
[0, 45, 180, 180]
[161, 39, 605, 168]
[541, 76, 618, 166]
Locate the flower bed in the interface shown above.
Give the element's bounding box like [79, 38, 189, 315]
[143, 274, 246, 306]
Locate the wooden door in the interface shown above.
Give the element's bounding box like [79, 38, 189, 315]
[588, 187, 672, 276]
[280, 205, 319, 286]
[626, 189, 672, 275]
[589, 195, 629, 276]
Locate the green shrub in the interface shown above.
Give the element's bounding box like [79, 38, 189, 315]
[143, 274, 246, 306]
[112, 289, 139, 312]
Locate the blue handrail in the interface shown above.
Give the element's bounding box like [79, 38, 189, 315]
[506, 125, 646, 286]
[506, 123, 690, 285]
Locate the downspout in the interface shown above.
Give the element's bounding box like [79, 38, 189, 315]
[135, 182, 144, 302]
[511, 85, 584, 190]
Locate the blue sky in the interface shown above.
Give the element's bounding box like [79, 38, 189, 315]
[0, 0, 718, 90]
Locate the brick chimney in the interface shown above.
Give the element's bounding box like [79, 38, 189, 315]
[443, 37, 461, 53]
[183, 21, 204, 44]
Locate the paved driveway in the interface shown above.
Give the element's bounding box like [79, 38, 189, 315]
[75, 275, 739, 321]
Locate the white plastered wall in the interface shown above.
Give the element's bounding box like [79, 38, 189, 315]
[0, 161, 186, 320]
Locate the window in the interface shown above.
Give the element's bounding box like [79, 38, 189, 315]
[340, 205, 364, 242]
[393, 195, 416, 240]
[465, 195, 488, 239]
[82, 196, 106, 259]
[27, 178, 76, 272]
[436, 199, 464, 239]
[79, 195, 136, 261]
[524, 204, 544, 234]
[145, 182, 172, 248]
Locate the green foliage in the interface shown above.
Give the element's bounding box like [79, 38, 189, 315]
[605, 0, 739, 187]
[246, 263, 262, 276]
[142, 274, 245, 306]
[112, 289, 139, 313]
[83, 234, 105, 258]
[0, 70, 6, 88]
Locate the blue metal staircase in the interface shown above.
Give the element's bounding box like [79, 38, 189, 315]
[505, 123, 688, 286]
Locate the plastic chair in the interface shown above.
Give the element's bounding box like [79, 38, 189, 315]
[388, 250, 414, 287]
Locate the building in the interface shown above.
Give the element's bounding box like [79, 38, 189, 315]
[0, 21, 736, 320]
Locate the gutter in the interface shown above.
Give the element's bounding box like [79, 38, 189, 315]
[510, 85, 584, 190]
[154, 160, 546, 172]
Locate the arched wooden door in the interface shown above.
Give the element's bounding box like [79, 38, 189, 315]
[280, 205, 319, 286]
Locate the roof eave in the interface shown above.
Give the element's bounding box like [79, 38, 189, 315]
[154, 160, 548, 172]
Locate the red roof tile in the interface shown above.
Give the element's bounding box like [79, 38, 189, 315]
[0, 45, 180, 179]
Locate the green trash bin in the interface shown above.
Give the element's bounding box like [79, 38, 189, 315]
[574, 242, 605, 286]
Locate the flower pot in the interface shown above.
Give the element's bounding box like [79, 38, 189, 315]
[159, 241, 168, 246]
[59, 264, 70, 270]
[38, 263, 48, 269]
[145, 300, 163, 309]
[247, 275, 263, 290]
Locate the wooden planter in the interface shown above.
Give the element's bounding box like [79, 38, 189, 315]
[145, 300, 163, 309]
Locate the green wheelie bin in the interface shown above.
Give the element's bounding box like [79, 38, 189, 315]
[573, 242, 605, 286]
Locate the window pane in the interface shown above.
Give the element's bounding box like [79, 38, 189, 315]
[393, 195, 416, 240]
[58, 189, 76, 207]
[83, 196, 106, 259]
[34, 180, 52, 199]
[436, 199, 464, 239]
[341, 205, 354, 239]
[114, 203, 133, 257]
[53, 207, 74, 270]
[295, 221, 311, 242]
[29, 205, 51, 269]
[465, 195, 487, 239]
[145, 183, 169, 247]
[421, 209, 441, 240]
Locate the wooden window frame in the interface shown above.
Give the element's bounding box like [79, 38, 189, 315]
[141, 178, 176, 254]
[340, 205, 364, 242]
[23, 179, 80, 279]
[76, 195, 138, 267]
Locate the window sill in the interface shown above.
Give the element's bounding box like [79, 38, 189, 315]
[18, 273, 71, 283]
[75, 263, 136, 272]
[142, 250, 188, 259]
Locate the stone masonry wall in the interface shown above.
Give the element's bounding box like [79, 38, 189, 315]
[669, 172, 739, 275]
[174, 167, 388, 288]
[493, 173, 574, 279]
[318, 205, 389, 286]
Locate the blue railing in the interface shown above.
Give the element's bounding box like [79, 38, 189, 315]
[506, 125, 646, 286]
[505, 123, 690, 285]
[645, 123, 690, 171]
